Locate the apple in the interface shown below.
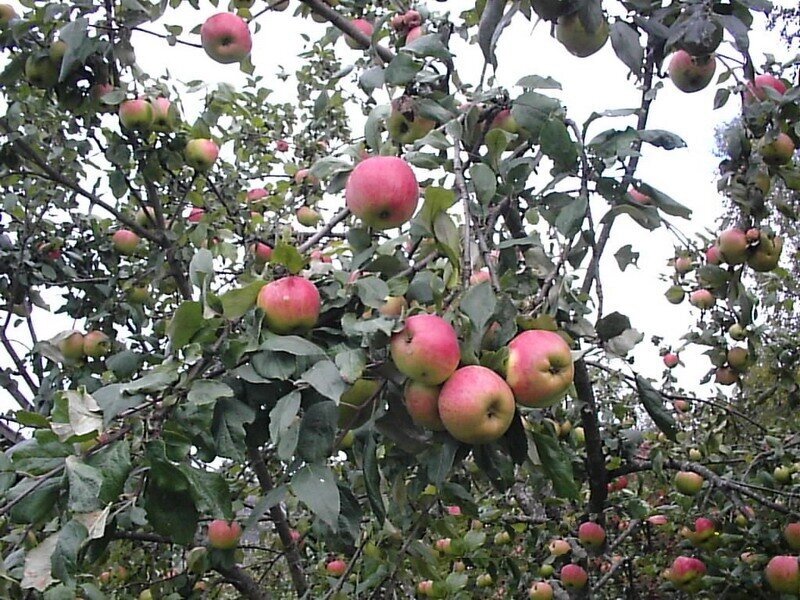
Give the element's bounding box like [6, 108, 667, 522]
[505, 330, 574, 408]
[150, 97, 175, 131]
[83, 331, 111, 358]
[207, 519, 241, 549]
[470, 268, 491, 285]
[476, 573, 493, 588]
[668, 51, 716, 93]
[0, 4, 18, 25]
[345, 19, 374, 49]
[438, 365, 515, 444]
[688, 289, 714, 310]
[663, 353, 679, 369]
[346, 156, 419, 230]
[310, 249, 333, 264]
[715, 366, 738, 386]
[688, 448, 701, 460]
[549, 538, 570, 556]
[765, 555, 799, 594]
[139, 590, 153, 600]
[560, 564, 588, 589]
[257, 276, 320, 335]
[705, 245, 722, 265]
[446, 505, 462, 516]
[294, 168, 319, 186]
[674, 256, 692, 274]
[405, 26, 423, 45]
[24, 55, 59, 88]
[417, 580, 433, 596]
[490, 109, 519, 134]
[185, 139, 219, 171]
[668, 556, 706, 587]
[187, 207, 205, 223]
[127, 286, 150, 304]
[759, 132, 795, 166]
[727, 346, 749, 371]
[745, 228, 761, 243]
[674, 471, 704, 495]
[297, 207, 322, 227]
[693, 517, 715, 542]
[774, 466, 792, 485]
[378, 296, 406, 317]
[665, 285, 685, 304]
[434, 538, 451, 553]
[578, 522, 605, 548]
[338, 378, 381, 428]
[136, 206, 157, 228]
[494, 530, 511, 545]
[572, 426, 585, 445]
[647, 515, 668, 526]
[784, 524, 800, 551]
[49, 40, 67, 65]
[247, 188, 269, 203]
[275, 139, 289, 152]
[747, 232, 783, 272]
[59, 332, 85, 360]
[252, 242, 273, 264]
[326, 559, 347, 577]
[529, 581, 553, 600]
[718, 228, 748, 264]
[200, 13, 252, 64]
[746, 73, 788, 102]
[403, 380, 446, 431]
[387, 96, 435, 145]
[628, 187, 651, 204]
[112, 229, 141, 255]
[390, 314, 460, 385]
[555, 13, 608, 58]
[119, 98, 154, 131]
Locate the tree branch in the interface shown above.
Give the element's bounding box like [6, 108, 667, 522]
[298, 207, 350, 254]
[574, 359, 608, 518]
[216, 564, 272, 600]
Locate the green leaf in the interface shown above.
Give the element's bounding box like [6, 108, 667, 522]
[65, 456, 103, 513]
[220, 280, 266, 320]
[636, 183, 692, 219]
[355, 276, 390, 309]
[8, 478, 61, 524]
[50, 389, 102, 442]
[188, 380, 234, 408]
[596, 311, 631, 342]
[177, 464, 233, 519]
[271, 242, 306, 274]
[426, 438, 459, 485]
[638, 130, 687, 151]
[105, 350, 144, 379]
[260, 333, 325, 356]
[365, 103, 390, 148]
[189, 248, 214, 289]
[461, 282, 496, 335]
[20, 532, 58, 591]
[85, 441, 131, 505]
[244, 485, 287, 532]
[334, 348, 366, 384]
[469, 163, 497, 206]
[433, 211, 460, 267]
[609, 21, 643, 76]
[292, 464, 340, 529]
[403, 33, 453, 59]
[384, 53, 421, 85]
[363, 434, 385, 524]
[516, 75, 562, 90]
[300, 361, 347, 403]
[57, 19, 91, 82]
[636, 375, 678, 442]
[614, 245, 640, 271]
[531, 431, 579, 499]
[251, 350, 296, 380]
[168, 301, 204, 349]
[540, 119, 578, 173]
[51, 519, 87, 588]
[212, 398, 256, 461]
[269, 391, 301, 451]
[297, 401, 337, 463]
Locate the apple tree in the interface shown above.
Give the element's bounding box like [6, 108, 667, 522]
[0, 0, 798, 598]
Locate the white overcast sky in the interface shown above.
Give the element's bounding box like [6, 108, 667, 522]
[0, 0, 796, 412]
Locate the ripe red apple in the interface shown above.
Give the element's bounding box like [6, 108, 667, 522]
[446, 505, 462, 516]
[207, 519, 241, 549]
[718, 228, 748, 264]
[296, 206, 321, 227]
[693, 517, 715, 542]
[151, 97, 175, 131]
[326, 559, 347, 576]
[378, 296, 407, 317]
[257, 276, 321, 334]
[505, 330, 574, 408]
[405, 26, 423, 45]
[403, 380, 446, 431]
[529, 581, 553, 600]
[663, 353, 679, 369]
[688, 289, 715, 309]
[705, 245, 722, 265]
[668, 556, 706, 587]
[715, 366, 739, 386]
[578, 522, 605, 548]
[112, 229, 141, 255]
[24, 55, 59, 88]
[345, 18, 374, 49]
[200, 13, 252, 64]
[668, 51, 716, 93]
[83, 331, 111, 358]
[59, 332, 85, 360]
[784, 524, 800, 551]
[555, 13, 609, 57]
[187, 207, 205, 223]
[346, 156, 419, 230]
[746, 74, 788, 102]
[765, 555, 799, 594]
[674, 471, 704, 495]
[390, 314, 460, 385]
[247, 188, 268, 202]
[560, 564, 588, 589]
[759, 132, 795, 166]
[185, 139, 219, 171]
[252, 242, 273, 264]
[674, 256, 692, 274]
[119, 98, 154, 131]
[438, 365, 515, 444]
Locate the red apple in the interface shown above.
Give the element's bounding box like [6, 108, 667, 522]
[276, 139, 289, 152]
[560, 564, 588, 589]
[765, 555, 799, 594]
[151, 97, 175, 131]
[446, 505, 462, 517]
[555, 13, 609, 58]
[549, 538, 570, 556]
[578, 522, 605, 548]
[405, 26, 423, 45]
[297, 206, 321, 227]
[403, 380, 446, 431]
[390, 314, 460, 385]
[346, 156, 419, 230]
[674, 471, 704, 495]
[718, 228, 748, 264]
[187, 207, 205, 223]
[688, 289, 715, 310]
[647, 515, 668, 526]
[200, 13, 252, 64]
[693, 517, 715, 542]
[185, 139, 219, 171]
[505, 330, 574, 408]
[673, 399, 689, 412]
[784, 524, 800, 551]
[417, 580, 433, 596]
[758, 132, 795, 166]
[745, 227, 761, 243]
[345, 19, 374, 49]
[112, 229, 141, 255]
[309, 249, 332, 264]
[490, 109, 519, 134]
[257, 276, 321, 335]
[59, 331, 85, 360]
[438, 365, 516, 444]
[668, 51, 716, 93]
[434, 538, 451, 553]
[668, 556, 706, 587]
[715, 366, 739, 386]
[663, 353, 679, 369]
[674, 256, 692, 274]
[470, 268, 491, 285]
[119, 98, 154, 131]
[705, 245, 722, 265]
[294, 168, 319, 186]
[252, 243, 272, 264]
[746, 74, 788, 102]
[326, 559, 347, 577]
[528, 581, 553, 600]
[83, 331, 111, 358]
[207, 519, 242, 549]
[247, 188, 268, 202]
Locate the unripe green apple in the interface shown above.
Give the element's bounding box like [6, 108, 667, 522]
[494, 530, 512, 545]
[688, 448, 702, 461]
[59, 331, 85, 360]
[747, 232, 783, 272]
[83, 331, 111, 358]
[728, 324, 747, 340]
[674, 471, 704, 495]
[25, 55, 59, 88]
[387, 96, 435, 145]
[758, 132, 795, 166]
[774, 466, 792, 485]
[668, 51, 716, 93]
[296, 206, 321, 227]
[476, 573, 493, 588]
[548, 538, 570, 556]
[727, 346, 749, 371]
[119, 98, 154, 131]
[338, 378, 381, 428]
[539, 564, 555, 577]
[556, 13, 609, 58]
[531, 0, 568, 21]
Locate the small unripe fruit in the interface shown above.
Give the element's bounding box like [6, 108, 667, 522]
[417, 580, 434, 595]
[556, 13, 609, 58]
[494, 530, 512, 545]
[435, 538, 451, 553]
[476, 573, 493, 588]
[728, 324, 747, 341]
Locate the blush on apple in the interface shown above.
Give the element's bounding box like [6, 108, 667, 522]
[505, 330, 574, 408]
[256, 276, 321, 334]
[390, 314, 460, 385]
[345, 156, 419, 230]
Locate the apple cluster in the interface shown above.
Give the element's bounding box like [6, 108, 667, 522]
[389, 9, 424, 46]
[57, 329, 111, 362]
